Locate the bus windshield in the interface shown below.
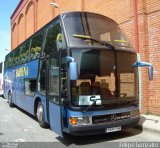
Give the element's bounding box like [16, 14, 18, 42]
[63, 12, 133, 51]
[70, 49, 138, 107]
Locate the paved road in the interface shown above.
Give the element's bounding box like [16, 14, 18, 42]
[0, 97, 160, 148]
[0, 97, 58, 142]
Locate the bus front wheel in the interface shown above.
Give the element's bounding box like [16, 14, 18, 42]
[36, 102, 48, 128]
[8, 93, 14, 107]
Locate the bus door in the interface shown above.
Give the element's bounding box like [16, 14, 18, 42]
[47, 54, 63, 137]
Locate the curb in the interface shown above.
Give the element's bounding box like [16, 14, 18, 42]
[137, 123, 160, 134]
[137, 115, 160, 134]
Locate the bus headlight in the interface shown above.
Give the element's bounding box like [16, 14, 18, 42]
[69, 117, 92, 126]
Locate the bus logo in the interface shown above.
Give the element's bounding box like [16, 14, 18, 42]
[16, 67, 28, 77]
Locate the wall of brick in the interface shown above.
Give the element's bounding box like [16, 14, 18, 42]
[36, 0, 54, 30]
[17, 13, 25, 44]
[25, 1, 35, 38]
[147, 0, 160, 115]
[12, 23, 18, 49]
[11, 0, 160, 115]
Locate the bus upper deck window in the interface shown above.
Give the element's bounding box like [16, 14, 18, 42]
[43, 22, 61, 55]
[30, 31, 44, 60]
[20, 41, 30, 64]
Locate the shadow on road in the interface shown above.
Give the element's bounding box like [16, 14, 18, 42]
[57, 127, 142, 146]
[14, 106, 36, 121]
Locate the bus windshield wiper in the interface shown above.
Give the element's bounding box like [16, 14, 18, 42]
[73, 34, 115, 49]
[82, 96, 101, 113]
[83, 100, 96, 113]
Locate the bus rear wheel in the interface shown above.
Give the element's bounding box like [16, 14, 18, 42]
[8, 93, 14, 107]
[36, 102, 48, 128]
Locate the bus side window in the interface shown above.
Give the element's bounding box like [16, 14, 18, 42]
[25, 79, 37, 96]
[5, 55, 9, 69]
[30, 31, 44, 60]
[30, 80, 37, 92]
[20, 40, 30, 64]
[43, 22, 62, 55]
[8, 51, 14, 68]
[38, 60, 46, 94]
[61, 52, 67, 97]
[13, 47, 21, 67]
[49, 57, 59, 104]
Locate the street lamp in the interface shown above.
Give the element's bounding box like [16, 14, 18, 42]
[50, 2, 64, 13]
[4, 49, 11, 51]
[0, 49, 10, 55]
[0, 49, 10, 62]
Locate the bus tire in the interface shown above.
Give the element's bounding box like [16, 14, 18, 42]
[8, 93, 14, 107]
[36, 102, 48, 128]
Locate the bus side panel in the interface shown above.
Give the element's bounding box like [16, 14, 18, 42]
[13, 60, 39, 115]
[4, 68, 14, 99]
[17, 78, 25, 106]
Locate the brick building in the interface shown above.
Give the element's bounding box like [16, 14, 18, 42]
[11, 0, 160, 115]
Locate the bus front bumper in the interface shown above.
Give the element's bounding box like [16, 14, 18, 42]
[68, 116, 140, 136]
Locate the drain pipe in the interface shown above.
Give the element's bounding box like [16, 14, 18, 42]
[133, 0, 142, 113]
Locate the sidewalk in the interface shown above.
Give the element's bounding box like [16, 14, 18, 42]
[138, 114, 160, 134]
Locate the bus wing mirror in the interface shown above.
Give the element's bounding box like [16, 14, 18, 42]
[69, 62, 78, 80]
[132, 61, 153, 81]
[66, 56, 78, 80]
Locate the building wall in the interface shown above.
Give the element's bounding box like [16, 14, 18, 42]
[11, 0, 160, 115]
[25, 1, 35, 38]
[36, 0, 54, 30]
[147, 0, 160, 115]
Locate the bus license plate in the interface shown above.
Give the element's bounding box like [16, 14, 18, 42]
[106, 126, 121, 133]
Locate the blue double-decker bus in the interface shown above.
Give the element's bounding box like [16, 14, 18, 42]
[4, 12, 153, 137]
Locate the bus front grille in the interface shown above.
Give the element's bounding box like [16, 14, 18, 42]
[92, 112, 131, 124]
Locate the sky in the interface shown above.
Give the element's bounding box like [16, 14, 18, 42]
[0, 0, 20, 62]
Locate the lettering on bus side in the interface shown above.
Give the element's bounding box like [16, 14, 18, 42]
[16, 67, 28, 77]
